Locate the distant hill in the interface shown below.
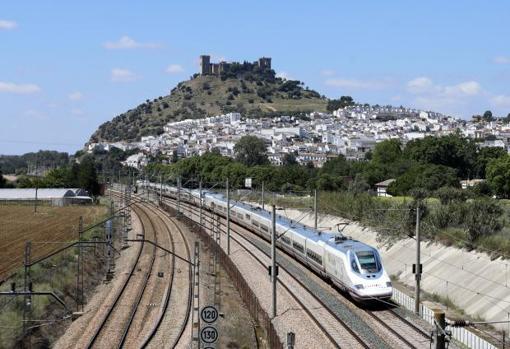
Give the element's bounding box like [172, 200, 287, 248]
[90, 65, 327, 143]
[0, 150, 69, 175]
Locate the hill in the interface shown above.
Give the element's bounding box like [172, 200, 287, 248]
[90, 65, 327, 143]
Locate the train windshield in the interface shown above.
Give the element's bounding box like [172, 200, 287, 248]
[355, 251, 381, 273]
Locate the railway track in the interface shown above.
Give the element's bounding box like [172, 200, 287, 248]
[81, 191, 192, 349]
[160, 191, 432, 348]
[85, 204, 157, 348]
[365, 309, 431, 349]
[162, 194, 373, 348]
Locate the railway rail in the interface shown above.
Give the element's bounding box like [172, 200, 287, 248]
[82, 191, 192, 349]
[158, 189, 433, 348]
[85, 203, 156, 348]
[160, 193, 375, 348]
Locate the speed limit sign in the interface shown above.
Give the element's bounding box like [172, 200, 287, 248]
[200, 326, 218, 344]
[201, 305, 219, 324]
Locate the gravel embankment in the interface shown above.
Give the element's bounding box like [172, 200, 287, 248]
[54, 203, 143, 349]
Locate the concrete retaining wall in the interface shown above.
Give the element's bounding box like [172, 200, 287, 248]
[278, 207, 510, 333]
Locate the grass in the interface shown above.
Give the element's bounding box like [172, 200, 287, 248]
[0, 202, 111, 348]
[0, 204, 107, 280]
[91, 74, 328, 142]
[242, 190, 510, 259]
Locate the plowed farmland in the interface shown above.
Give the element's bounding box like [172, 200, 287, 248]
[0, 204, 107, 281]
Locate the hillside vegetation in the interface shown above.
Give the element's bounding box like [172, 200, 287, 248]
[90, 64, 327, 143]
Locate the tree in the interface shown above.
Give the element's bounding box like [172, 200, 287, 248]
[388, 164, 459, 196]
[463, 199, 503, 246]
[372, 139, 402, 164]
[234, 136, 269, 166]
[326, 96, 355, 112]
[0, 171, 6, 188]
[486, 155, 510, 198]
[483, 110, 494, 122]
[321, 155, 351, 177]
[282, 152, 298, 166]
[474, 147, 507, 178]
[77, 157, 100, 196]
[434, 186, 468, 205]
[506, 113, 510, 123]
[403, 134, 477, 178]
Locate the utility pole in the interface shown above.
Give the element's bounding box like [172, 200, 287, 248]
[414, 204, 421, 315]
[159, 174, 163, 204]
[177, 177, 181, 215]
[145, 173, 149, 201]
[76, 216, 84, 312]
[261, 182, 265, 211]
[199, 180, 203, 227]
[434, 309, 446, 349]
[23, 241, 32, 346]
[34, 187, 38, 214]
[227, 178, 231, 255]
[313, 189, 318, 230]
[271, 204, 277, 319]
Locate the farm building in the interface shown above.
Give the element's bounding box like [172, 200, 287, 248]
[0, 188, 92, 206]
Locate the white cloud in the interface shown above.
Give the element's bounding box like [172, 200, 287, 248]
[165, 64, 184, 74]
[320, 69, 336, 77]
[325, 78, 390, 89]
[68, 91, 83, 101]
[407, 77, 481, 97]
[494, 56, 510, 65]
[0, 81, 41, 94]
[0, 20, 17, 30]
[407, 77, 434, 94]
[490, 95, 510, 108]
[103, 36, 162, 50]
[406, 77, 482, 116]
[444, 81, 481, 97]
[111, 68, 138, 82]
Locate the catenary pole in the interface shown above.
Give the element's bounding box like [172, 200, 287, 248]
[271, 204, 277, 318]
[177, 176, 181, 215]
[261, 182, 265, 211]
[199, 180, 203, 226]
[414, 204, 421, 315]
[314, 189, 318, 230]
[227, 178, 231, 255]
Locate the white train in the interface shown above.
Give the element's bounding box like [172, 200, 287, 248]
[141, 181, 393, 301]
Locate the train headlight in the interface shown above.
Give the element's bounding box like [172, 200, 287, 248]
[386, 281, 392, 287]
[354, 284, 364, 290]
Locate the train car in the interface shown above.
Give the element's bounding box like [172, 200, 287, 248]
[157, 184, 393, 301]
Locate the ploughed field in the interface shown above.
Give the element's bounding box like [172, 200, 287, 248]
[0, 204, 107, 280]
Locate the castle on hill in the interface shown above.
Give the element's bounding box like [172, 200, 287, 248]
[199, 55, 271, 75]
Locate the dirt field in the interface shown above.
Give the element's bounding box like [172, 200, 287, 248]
[0, 204, 107, 281]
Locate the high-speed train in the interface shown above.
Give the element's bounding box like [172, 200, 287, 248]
[141, 181, 393, 301]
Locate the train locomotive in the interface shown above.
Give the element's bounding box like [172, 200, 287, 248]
[142, 181, 393, 302]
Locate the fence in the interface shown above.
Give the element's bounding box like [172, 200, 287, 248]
[392, 288, 499, 349]
[165, 203, 283, 349]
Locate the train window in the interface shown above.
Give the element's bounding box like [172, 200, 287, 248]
[292, 241, 304, 253]
[253, 221, 259, 227]
[245, 214, 251, 220]
[356, 251, 381, 273]
[281, 236, 291, 245]
[350, 253, 360, 273]
[260, 225, 268, 232]
[306, 249, 322, 265]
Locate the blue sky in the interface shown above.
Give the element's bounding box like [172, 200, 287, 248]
[1, 1, 510, 155]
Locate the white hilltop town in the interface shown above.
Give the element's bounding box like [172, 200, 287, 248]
[87, 104, 510, 170]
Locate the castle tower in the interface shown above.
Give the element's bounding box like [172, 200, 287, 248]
[258, 57, 272, 70]
[200, 55, 211, 75]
